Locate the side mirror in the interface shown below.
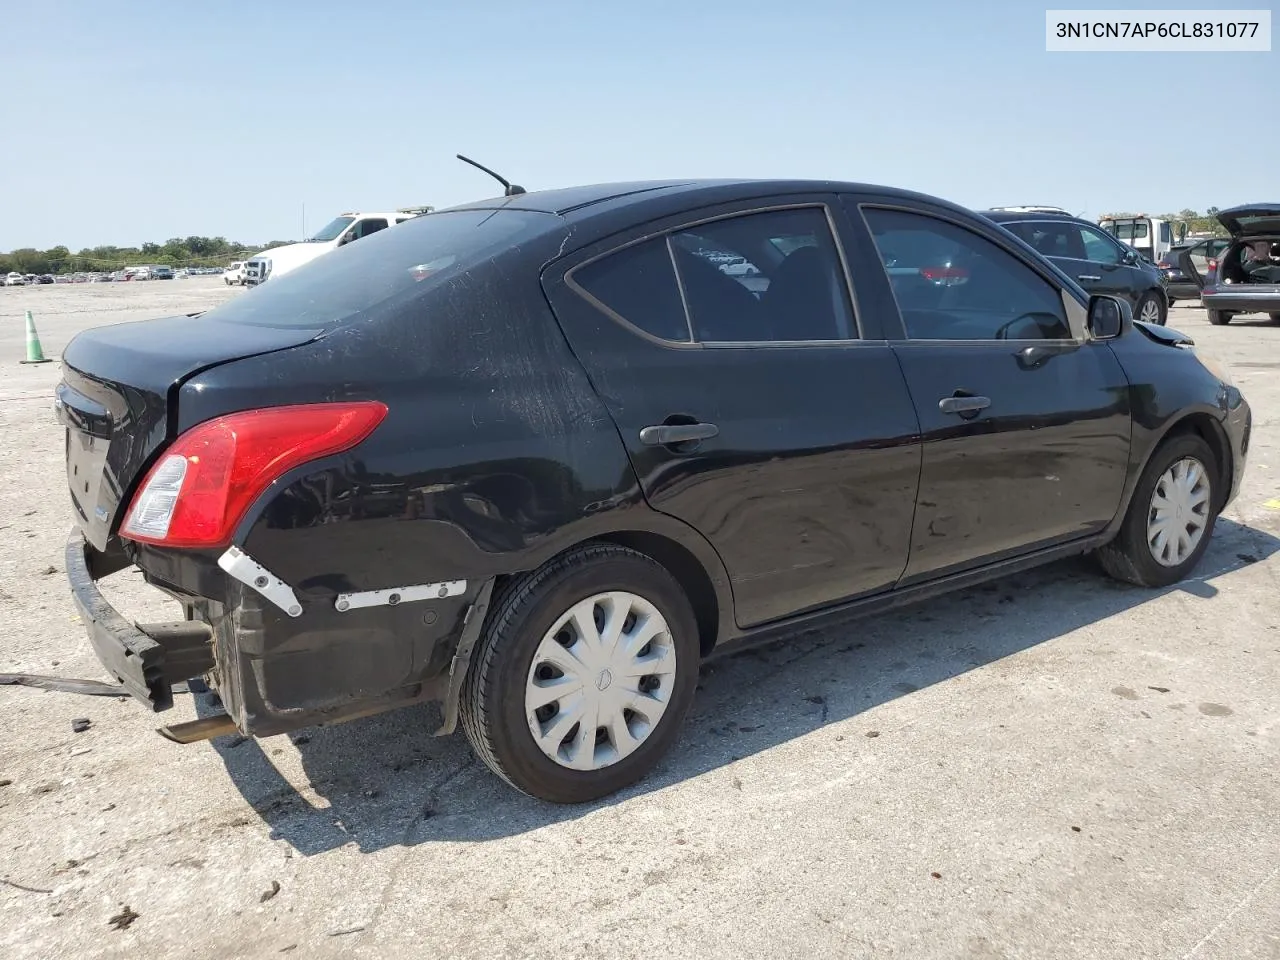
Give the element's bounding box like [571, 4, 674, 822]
[1087, 295, 1128, 339]
[1121, 248, 1138, 265]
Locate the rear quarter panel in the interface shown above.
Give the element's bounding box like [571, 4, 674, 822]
[178, 242, 734, 628]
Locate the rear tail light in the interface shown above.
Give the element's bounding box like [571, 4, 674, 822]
[121, 402, 388, 548]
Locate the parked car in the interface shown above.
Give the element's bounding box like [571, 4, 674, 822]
[1159, 237, 1231, 304]
[149, 265, 175, 280]
[4, 272, 25, 286]
[982, 209, 1169, 324]
[1175, 205, 1280, 325]
[243, 210, 422, 286]
[58, 179, 1250, 803]
[223, 261, 246, 285]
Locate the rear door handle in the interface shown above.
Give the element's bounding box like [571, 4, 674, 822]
[1078, 274, 1102, 281]
[938, 395, 991, 416]
[639, 422, 719, 446]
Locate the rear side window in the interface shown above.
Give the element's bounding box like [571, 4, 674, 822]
[573, 238, 691, 342]
[864, 207, 1071, 341]
[202, 209, 546, 329]
[570, 206, 856, 344]
[670, 208, 854, 342]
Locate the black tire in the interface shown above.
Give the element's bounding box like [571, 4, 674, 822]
[1135, 291, 1167, 325]
[460, 543, 700, 804]
[1096, 433, 1220, 588]
[1269, 313, 1280, 324]
[1207, 309, 1231, 325]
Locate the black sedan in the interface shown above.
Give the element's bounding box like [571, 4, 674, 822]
[57, 179, 1250, 803]
[982, 209, 1169, 325]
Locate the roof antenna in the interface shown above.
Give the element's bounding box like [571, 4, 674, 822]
[456, 154, 526, 196]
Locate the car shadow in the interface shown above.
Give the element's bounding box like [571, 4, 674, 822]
[194, 517, 1278, 856]
[1217, 315, 1280, 327]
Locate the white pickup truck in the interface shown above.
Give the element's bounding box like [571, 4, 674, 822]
[243, 210, 426, 286]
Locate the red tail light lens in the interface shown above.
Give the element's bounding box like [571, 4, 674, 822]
[121, 402, 388, 548]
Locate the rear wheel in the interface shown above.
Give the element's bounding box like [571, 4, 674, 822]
[1207, 309, 1232, 325]
[1096, 433, 1219, 587]
[460, 543, 700, 803]
[1136, 291, 1166, 325]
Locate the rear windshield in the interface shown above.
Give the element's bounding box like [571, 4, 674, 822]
[1108, 221, 1149, 240]
[202, 209, 549, 329]
[1232, 214, 1280, 234]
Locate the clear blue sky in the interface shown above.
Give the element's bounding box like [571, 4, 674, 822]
[2, 0, 1274, 250]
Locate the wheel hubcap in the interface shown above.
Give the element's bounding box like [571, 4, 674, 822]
[1140, 299, 1161, 322]
[1147, 457, 1211, 567]
[525, 591, 676, 771]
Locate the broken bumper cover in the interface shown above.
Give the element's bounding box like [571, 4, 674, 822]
[65, 528, 215, 712]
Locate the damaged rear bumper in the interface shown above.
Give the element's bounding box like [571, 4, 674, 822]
[65, 528, 215, 712]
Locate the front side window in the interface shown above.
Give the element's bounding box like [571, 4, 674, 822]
[1078, 225, 1124, 265]
[571, 206, 857, 344]
[863, 207, 1071, 341]
[353, 218, 389, 240]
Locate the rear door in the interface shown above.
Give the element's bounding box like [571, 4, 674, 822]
[1177, 239, 1233, 289]
[543, 196, 923, 628]
[842, 196, 1132, 583]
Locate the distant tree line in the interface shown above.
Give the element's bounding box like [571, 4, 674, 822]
[0, 236, 294, 276]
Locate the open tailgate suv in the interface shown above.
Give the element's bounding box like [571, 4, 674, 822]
[1177, 204, 1280, 325]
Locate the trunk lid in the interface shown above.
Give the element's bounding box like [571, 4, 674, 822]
[1216, 204, 1280, 237]
[58, 314, 324, 551]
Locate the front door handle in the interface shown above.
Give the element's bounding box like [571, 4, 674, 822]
[1078, 274, 1102, 282]
[639, 422, 719, 446]
[938, 395, 991, 416]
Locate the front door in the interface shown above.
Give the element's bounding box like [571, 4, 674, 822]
[544, 200, 922, 627]
[848, 201, 1132, 583]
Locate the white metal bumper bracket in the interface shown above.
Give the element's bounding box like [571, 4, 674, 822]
[334, 580, 467, 612]
[217, 546, 303, 618]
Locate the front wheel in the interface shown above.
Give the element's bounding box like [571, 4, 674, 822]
[1096, 433, 1219, 587]
[460, 543, 700, 803]
[1207, 309, 1232, 325]
[1136, 291, 1166, 325]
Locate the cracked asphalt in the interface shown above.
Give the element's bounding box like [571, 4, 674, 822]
[1, 281, 1277, 959]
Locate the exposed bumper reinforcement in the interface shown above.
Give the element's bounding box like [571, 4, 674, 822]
[65, 528, 216, 712]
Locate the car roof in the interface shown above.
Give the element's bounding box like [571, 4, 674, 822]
[978, 209, 1093, 226]
[440, 178, 979, 223]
